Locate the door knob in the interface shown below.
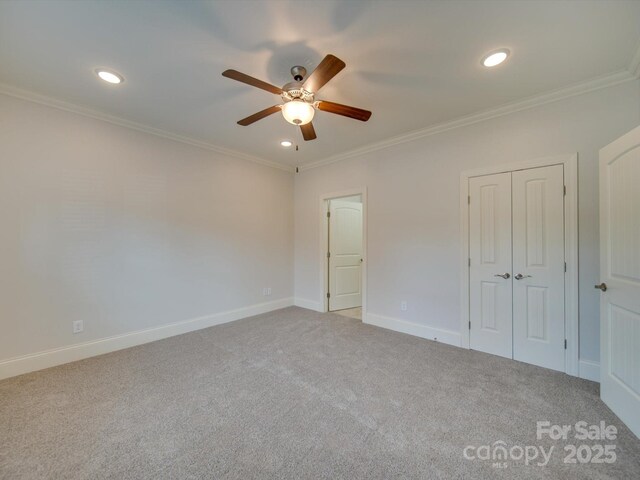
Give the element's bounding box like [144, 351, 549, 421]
[594, 282, 607, 292]
[494, 273, 510, 279]
[514, 273, 532, 280]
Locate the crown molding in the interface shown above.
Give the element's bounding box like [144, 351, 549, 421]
[299, 69, 637, 172]
[628, 39, 640, 78]
[3, 54, 639, 176]
[0, 83, 294, 173]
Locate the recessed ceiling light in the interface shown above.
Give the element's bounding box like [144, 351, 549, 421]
[482, 49, 510, 68]
[96, 69, 124, 84]
[280, 140, 293, 147]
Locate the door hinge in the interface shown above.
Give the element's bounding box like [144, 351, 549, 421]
[564, 262, 567, 273]
[564, 339, 567, 350]
[327, 292, 330, 299]
[468, 195, 471, 205]
[468, 321, 471, 330]
[563, 185, 566, 196]
[327, 252, 331, 258]
[468, 258, 471, 267]
[327, 211, 331, 218]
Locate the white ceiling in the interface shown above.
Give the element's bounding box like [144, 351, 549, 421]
[1, 0, 639, 168]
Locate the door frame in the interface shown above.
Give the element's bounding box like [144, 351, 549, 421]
[459, 154, 579, 376]
[319, 188, 367, 319]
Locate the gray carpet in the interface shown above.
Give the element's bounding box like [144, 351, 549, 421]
[1, 306, 638, 479]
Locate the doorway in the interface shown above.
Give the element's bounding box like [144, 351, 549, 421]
[320, 190, 366, 320]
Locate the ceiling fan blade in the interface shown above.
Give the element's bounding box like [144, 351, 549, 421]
[300, 122, 317, 141]
[303, 55, 346, 93]
[237, 105, 282, 126]
[222, 69, 283, 95]
[317, 100, 372, 122]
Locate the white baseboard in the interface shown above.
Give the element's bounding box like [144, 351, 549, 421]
[294, 297, 323, 312]
[579, 359, 600, 383]
[0, 297, 294, 381]
[364, 313, 461, 347]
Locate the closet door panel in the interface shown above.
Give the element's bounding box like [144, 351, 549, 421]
[512, 165, 565, 371]
[469, 173, 513, 359]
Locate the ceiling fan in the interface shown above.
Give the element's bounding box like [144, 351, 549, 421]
[222, 54, 371, 141]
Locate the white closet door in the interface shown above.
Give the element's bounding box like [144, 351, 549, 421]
[599, 127, 640, 438]
[329, 200, 363, 311]
[469, 173, 513, 359]
[512, 165, 565, 371]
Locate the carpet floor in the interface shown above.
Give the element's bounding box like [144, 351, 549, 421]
[1, 306, 638, 479]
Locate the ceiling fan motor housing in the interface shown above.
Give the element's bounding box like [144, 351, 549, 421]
[281, 81, 315, 103]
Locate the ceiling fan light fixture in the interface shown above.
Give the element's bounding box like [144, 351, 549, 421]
[281, 100, 315, 126]
[280, 140, 292, 147]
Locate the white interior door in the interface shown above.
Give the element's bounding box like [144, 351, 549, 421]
[469, 173, 513, 359]
[599, 126, 640, 438]
[512, 165, 565, 371]
[329, 199, 363, 311]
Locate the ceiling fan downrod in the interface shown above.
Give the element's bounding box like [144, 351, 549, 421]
[290, 66, 307, 82]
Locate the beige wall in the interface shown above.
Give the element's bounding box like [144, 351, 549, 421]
[294, 80, 640, 364]
[0, 94, 293, 362]
[2, 78, 639, 372]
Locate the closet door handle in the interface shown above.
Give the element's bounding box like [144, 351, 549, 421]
[514, 273, 532, 280]
[494, 273, 510, 279]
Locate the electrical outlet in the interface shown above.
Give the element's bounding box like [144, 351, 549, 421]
[263, 287, 272, 296]
[72, 320, 84, 334]
[267, 287, 272, 296]
[400, 301, 407, 311]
